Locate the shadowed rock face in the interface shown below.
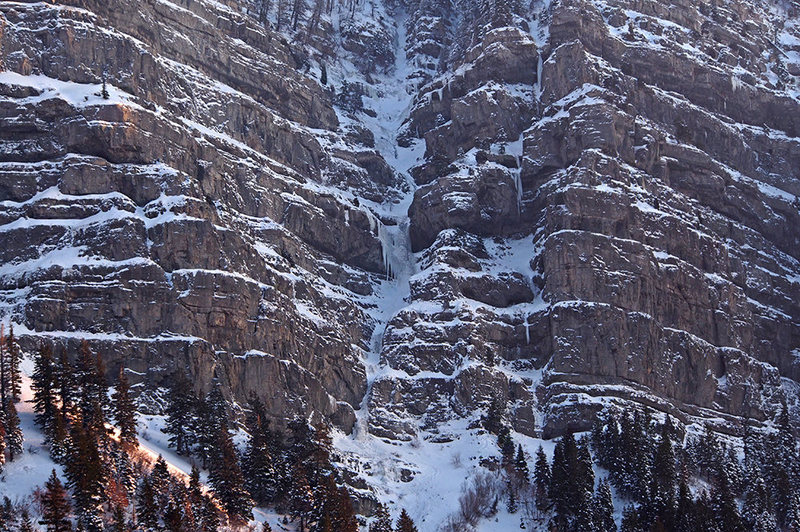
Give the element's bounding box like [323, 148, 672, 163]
[0, 0, 405, 432]
[1, 0, 800, 442]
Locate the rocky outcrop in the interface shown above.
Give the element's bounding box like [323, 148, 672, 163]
[365, 0, 800, 440]
[1, 0, 799, 449]
[0, 0, 407, 432]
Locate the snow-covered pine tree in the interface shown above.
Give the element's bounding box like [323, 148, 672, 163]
[56, 349, 75, 419]
[40, 469, 72, 532]
[136, 476, 159, 530]
[163, 371, 196, 456]
[396, 509, 418, 532]
[288, 462, 314, 530]
[65, 421, 106, 532]
[4, 399, 22, 460]
[112, 368, 137, 446]
[32, 343, 58, 439]
[18, 509, 34, 532]
[650, 416, 677, 522]
[150, 455, 171, 502]
[243, 394, 278, 504]
[369, 503, 394, 532]
[711, 465, 744, 532]
[194, 384, 228, 466]
[593, 479, 616, 532]
[533, 445, 550, 512]
[0, 416, 6, 474]
[208, 429, 254, 524]
[514, 444, 529, 483]
[5, 325, 21, 403]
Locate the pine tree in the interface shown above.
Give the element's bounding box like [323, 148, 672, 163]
[40, 470, 72, 532]
[317, 475, 358, 532]
[200, 495, 221, 532]
[19, 509, 34, 532]
[4, 400, 22, 460]
[164, 489, 187, 532]
[112, 368, 137, 446]
[396, 509, 418, 532]
[137, 476, 159, 531]
[712, 465, 744, 532]
[56, 349, 75, 419]
[533, 445, 550, 511]
[288, 462, 314, 530]
[163, 371, 196, 456]
[32, 343, 58, 439]
[150, 455, 172, 502]
[0, 413, 7, 474]
[243, 394, 277, 504]
[370, 503, 394, 532]
[110, 504, 128, 532]
[49, 408, 70, 463]
[507, 477, 518, 513]
[514, 444, 529, 483]
[674, 467, 695, 532]
[620, 505, 642, 532]
[5, 325, 21, 403]
[594, 479, 616, 532]
[208, 430, 253, 524]
[65, 422, 106, 532]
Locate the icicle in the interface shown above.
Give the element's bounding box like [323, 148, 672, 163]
[535, 55, 544, 101]
[365, 208, 394, 280]
[513, 170, 523, 214]
[377, 220, 393, 280]
[525, 315, 531, 345]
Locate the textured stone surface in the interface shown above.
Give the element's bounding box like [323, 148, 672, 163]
[1, 0, 800, 446]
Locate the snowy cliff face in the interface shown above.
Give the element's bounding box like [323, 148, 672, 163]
[1, 0, 800, 493]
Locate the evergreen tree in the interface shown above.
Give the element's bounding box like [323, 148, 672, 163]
[32, 343, 58, 439]
[136, 476, 159, 531]
[594, 479, 616, 532]
[112, 368, 137, 446]
[369, 503, 394, 532]
[18, 509, 34, 532]
[316, 475, 358, 532]
[243, 395, 277, 504]
[164, 487, 189, 532]
[396, 509, 418, 532]
[163, 371, 196, 456]
[507, 478, 518, 513]
[533, 445, 550, 511]
[40, 470, 72, 532]
[200, 495, 221, 532]
[712, 465, 744, 532]
[150, 454, 172, 503]
[49, 408, 70, 463]
[194, 385, 229, 467]
[514, 444, 529, 483]
[743, 472, 771, 530]
[0, 414, 6, 473]
[56, 349, 75, 419]
[288, 462, 314, 530]
[110, 504, 128, 532]
[65, 422, 106, 532]
[5, 400, 23, 460]
[482, 395, 506, 435]
[5, 325, 21, 403]
[620, 506, 642, 532]
[674, 468, 695, 532]
[208, 430, 253, 524]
